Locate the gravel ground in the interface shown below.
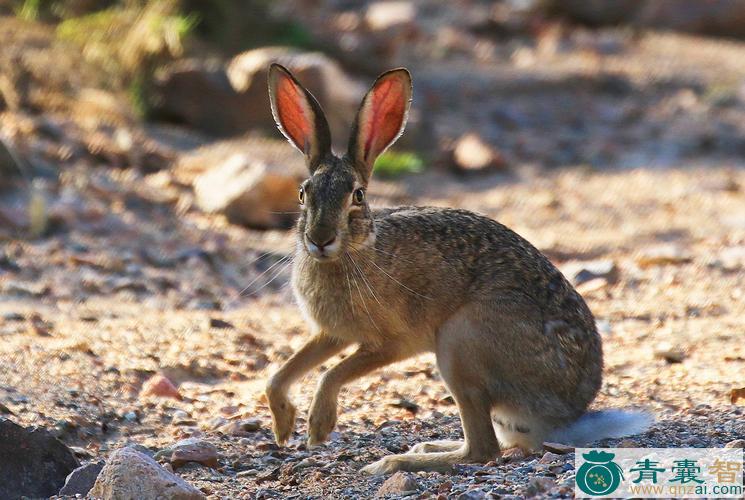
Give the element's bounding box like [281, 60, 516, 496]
[1, 164, 743, 499]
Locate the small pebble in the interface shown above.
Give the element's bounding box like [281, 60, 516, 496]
[525, 476, 556, 496]
[542, 442, 574, 454]
[539, 451, 563, 464]
[140, 374, 181, 400]
[219, 419, 262, 436]
[376, 471, 418, 496]
[725, 439, 745, 448]
[171, 438, 219, 469]
[654, 343, 687, 363]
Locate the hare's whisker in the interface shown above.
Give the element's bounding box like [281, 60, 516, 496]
[348, 241, 418, 267]
[348, 255, 382, 334]
[353, 251, 431, 301]
[239, 255, 291, 296]
[246, 249, 289, 267]
[348, 253, 382, 307]
[341, 255, 357, 317]
[242, 258, 294, 297]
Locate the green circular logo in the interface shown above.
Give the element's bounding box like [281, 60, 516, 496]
[577, 450, 624, 496]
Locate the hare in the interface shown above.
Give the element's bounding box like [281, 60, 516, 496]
[264, 64, 650, 474]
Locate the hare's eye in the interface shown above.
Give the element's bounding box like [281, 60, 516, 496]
[353, 188, 365, 205]
[298, 186, 305, 205]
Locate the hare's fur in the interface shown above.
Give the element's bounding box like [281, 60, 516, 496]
[265, 64, 604, 474]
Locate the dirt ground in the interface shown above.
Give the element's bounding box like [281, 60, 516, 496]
[1, 162, 743, 498]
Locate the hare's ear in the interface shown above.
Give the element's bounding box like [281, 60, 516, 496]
[268, 63, 331, 172]
[348, 68, 412, 181]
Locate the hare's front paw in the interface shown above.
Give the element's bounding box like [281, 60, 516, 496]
[267, 394, 297, 446]
[307, 394, 337, 447]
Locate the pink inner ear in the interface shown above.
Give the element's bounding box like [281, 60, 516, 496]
[276, 75, 313, 153]
[363, 77, 407, 162]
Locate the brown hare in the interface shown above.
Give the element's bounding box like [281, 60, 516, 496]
[264, 64, 651, 474]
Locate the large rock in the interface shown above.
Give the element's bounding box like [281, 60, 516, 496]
[0, 418, 80, 499]
[637, 0, 745, 37]
[152, 47, 364, 142]
[151, 59, 246, 136]
[90, 446, 205, 500]
[548, 0, 745, 37]
[545, 0, 643, 26]
[58, 461, 105, 496]
[178, 136, 305, 229]
[451, 133, 506, 173]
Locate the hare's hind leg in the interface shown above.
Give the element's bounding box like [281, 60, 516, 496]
[362, 315, 501, 474]
[406, 440, 462, 454]
[361, 389, 497, 474]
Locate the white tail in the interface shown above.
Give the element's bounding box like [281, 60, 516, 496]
[548, 410, 654, 446]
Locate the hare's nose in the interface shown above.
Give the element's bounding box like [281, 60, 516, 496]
[306, 233, 336, 250]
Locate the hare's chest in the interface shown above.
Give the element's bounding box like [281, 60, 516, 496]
[292, 263, 378, 343]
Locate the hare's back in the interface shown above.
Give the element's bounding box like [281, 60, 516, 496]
[372, 206, 547, 267]
[371, 206, 582, 312]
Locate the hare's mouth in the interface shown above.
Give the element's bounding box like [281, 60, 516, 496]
[304, 234, 342, 262]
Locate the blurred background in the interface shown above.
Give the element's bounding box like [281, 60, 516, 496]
[0, 2, 744, 498]
[2, 0, 745, 238]
[2, 0, 745, 306]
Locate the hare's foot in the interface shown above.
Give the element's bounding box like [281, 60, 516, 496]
[266, 334, 347, 446]
[307, 391, 337, 447]
[267, 393, 297, 446]
[406, 440, 463, 454]
[501, 446, 531, 462]
[362, 447, 494, 475]
[307, 347, 404, 446]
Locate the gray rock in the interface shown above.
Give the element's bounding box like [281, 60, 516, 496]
[154, 48, 363, 142]
[191, 145, 304, 229]
[561, 259, 618, 286]
[90, 446, 205, 500]
[376, 471, 418, 496]
[58, 461, 105, 496]
[456, 489, 487, 500]
[525, 476, 556, 497]
[0, 418, 80, 499]
[171, 438, 219, 469]
[218, 418, 262, 436]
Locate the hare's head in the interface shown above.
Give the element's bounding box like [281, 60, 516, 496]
[268, 64, 412, 262]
